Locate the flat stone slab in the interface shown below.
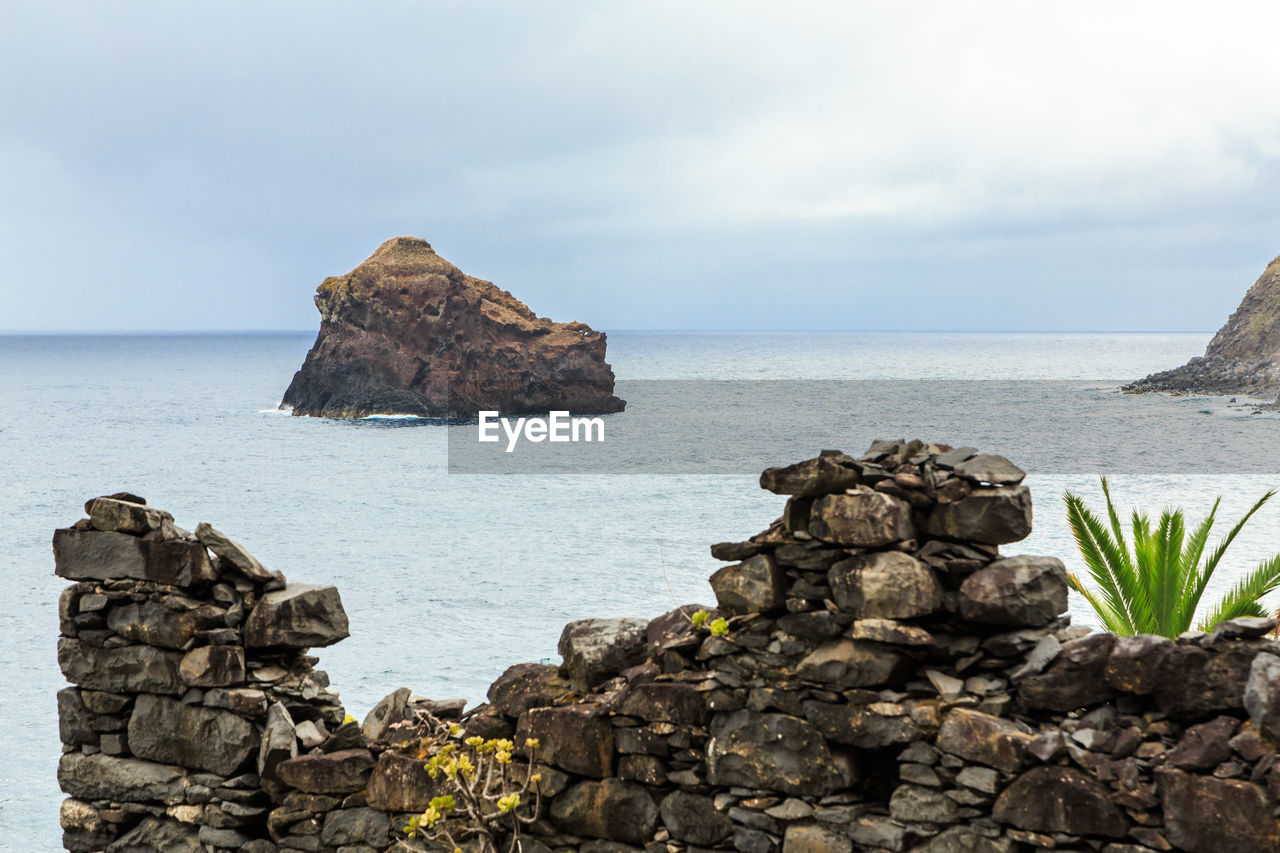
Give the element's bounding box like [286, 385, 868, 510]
[128, 694, 256, 775]
[57, 638, 184, 695]
[53, 528, 217, 586]
[58, 752, 187, 801]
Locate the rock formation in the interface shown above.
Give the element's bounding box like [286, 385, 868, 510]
[281, 237, 625, 418]
[57, 444, 1280, 853]
[1126, 254, 1280, 398]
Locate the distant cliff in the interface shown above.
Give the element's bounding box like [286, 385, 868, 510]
[282, 237, 625, 418]
[1126, 255, 1280, 398]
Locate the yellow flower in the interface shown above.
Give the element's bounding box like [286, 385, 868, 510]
[524, 737, 541, 749]
[465, 735, 484, 748]
[343, 714, 357, 724]
[448, 723, 461, 736]
[691, 609, 710, 629]
[496, 749, 512, 764]
[530, 772, 543, 784]
[709, 617, 730, 637]
[497, 792, 521, 814]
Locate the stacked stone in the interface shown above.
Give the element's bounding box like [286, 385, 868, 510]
[55, 494, 350, 853]
[58, 444, 1280, 853]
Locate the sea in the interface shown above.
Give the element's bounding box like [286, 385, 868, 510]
[4, 330, 1280, 849]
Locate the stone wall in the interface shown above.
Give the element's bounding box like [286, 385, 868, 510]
[55, 442, 1280, 853]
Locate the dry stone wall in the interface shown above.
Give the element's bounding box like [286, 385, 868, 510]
[55, 442, 1280, 853]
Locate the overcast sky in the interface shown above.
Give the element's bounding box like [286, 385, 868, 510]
[4, 2, 1280, 332]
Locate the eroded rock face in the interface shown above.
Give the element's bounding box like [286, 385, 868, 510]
[707, 710, 844, 796]
[557, 617, 648, 690]
[1126, 254, 1280, 395]
[1157, 768, 1280, 853]
[993, 766, 1126, 838]
[958, 555, 1067, 627]
[127, 695, 256, 776]
[281, 236, 625, 417]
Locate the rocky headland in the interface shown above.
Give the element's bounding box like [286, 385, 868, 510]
[55, 443, 1280, 853]
[281, 237, 625, 418]
[1125, 254, 1280, 400]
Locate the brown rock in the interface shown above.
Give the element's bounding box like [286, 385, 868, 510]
[550, 778, 658, 845]
[1157, 768, 1280, 853]
[710, 554, 787, 615]
[759, 453, 862, 497]
[84, 496, 172, 534]
[1154, 643, 1258, 718]
[281, 237, 624, 417]
[516, 705, 614, 777]
[243, 583, 350, 649]
[487, 663, 572, 717]
[1020, 633, 1116, 711]
[1126, 254, 1280, 395]
[937, 708, 1033, 773]
[927, 485, 1033, 545]
[619, 682, 708, 725]
[557, 617, 648, 690]
[194, 522, 273, 582]
[277, 749, 375, 794]
[179, 645, 245, 688]
[366, 751, 445, 812]
[707, 710, 844, 796]
[827, 551, 942, 619]
[809, 490, 915, 546]
[958, 555, 1067, 627]
[1104, 633, 1173, 694]
[795, 639, 908, 689]
[993, 765, 1126, 838]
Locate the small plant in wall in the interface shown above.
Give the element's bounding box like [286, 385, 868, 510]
[1064, 478, 1280, 637]
[402, 714, 544, 853]
[690, 608, 730, 637]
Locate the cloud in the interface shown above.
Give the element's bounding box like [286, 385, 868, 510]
[2, 1, 1280, 330]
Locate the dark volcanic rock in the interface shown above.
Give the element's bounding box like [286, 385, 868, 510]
[127, 694, 256, 775]
[828, 551, 943, 620]
[243, 583, 349, 649]
[281, 236, 625, 417]
[993, 765, 1126, 838]
[550, 778, 659, 844]
[707, 710, 844, 796]
[53, 529, 216, 587]
[276, 749, 375, 794]
[487, 663, 572, 717]
[557, 616, 648, 690]
[659, 791, 733, 846]
[710, 554, 787, 615]
[1157, 768, 1280, 853]
[1126, 254, 1280, 395]
[516, 705, 615, 777]
[958, 555, 1068, 627]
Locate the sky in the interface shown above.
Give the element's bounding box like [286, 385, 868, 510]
[3, 2, 1280, 332]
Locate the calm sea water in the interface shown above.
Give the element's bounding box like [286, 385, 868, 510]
[4, 330, 1280, 849]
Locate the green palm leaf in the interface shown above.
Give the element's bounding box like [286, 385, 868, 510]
[1064, 482, 1280, 638]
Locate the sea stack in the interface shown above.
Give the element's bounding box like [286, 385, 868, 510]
[281, 237, 625, 418]
[1126, 254, 1280, 398]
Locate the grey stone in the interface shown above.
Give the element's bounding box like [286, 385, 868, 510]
[54, 528, 217, 586]
[828, 551, 942, 619]
[128, 694, 256, 775]
[958, 555, 1067, 627]
[1104, 633, 1173, 694]
[707, 710, 843, 796]
[659, 791, 732, 845]
[849, 618, 933, 645]
[1168, 716, 1239, 770]
[243, 583, 350, 649]
[516, 704, 615, 777]
[204, 687, 268, 717]
[809, 489, 916, 546]
[179, 645, 245, 687]
[85, 497, 172, 535]
[361, 687, 412, 743]
[487, 662, 572, 717]
[550, 778, 659, 845]
[259, 701, 297, 783]
[106, 817, 201, 853]
[57, 688, 98, 747]
[954, 454, 1026, 486]
[58, 752, 187, 801]
[710, 554, 787, 615]
[926, 485, 1032, 545]
[321, 808, 391, 847]
[57, 638, 184, 694]
[1154, 644, 1259, 718]
[914, 827, 1014, 853]
[1245, 652, 1280, 740]
[195, 522, 274, 581]
[619, 681, 708, 725]
[557, 616, 649, 690]
[1019, 633, 1116, 711]
[889, 784, 958, 824]
[803, 700, 921, 748]
[106, 599, 225, 650]
[796, 638, 907, 688]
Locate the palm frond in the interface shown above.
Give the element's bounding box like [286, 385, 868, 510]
[1197, 554, 1280, 630]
